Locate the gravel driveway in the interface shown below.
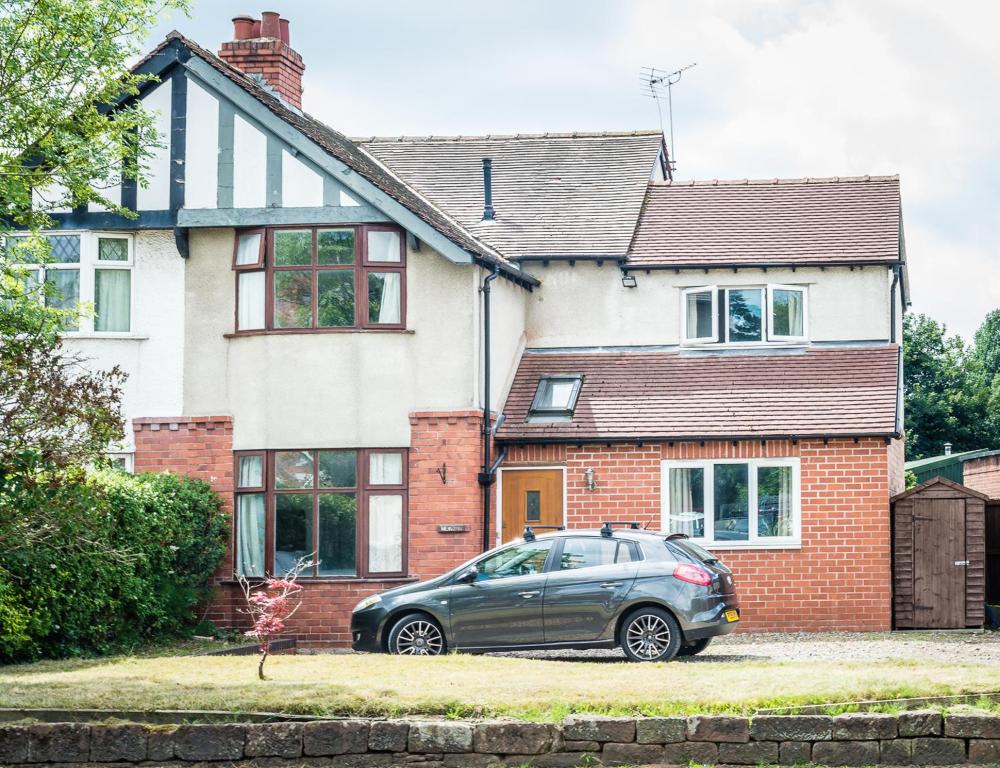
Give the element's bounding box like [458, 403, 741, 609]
[489, 630, 1000, 663]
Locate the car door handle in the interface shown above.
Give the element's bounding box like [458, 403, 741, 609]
[600, 581, 623, 589]
[518, 591, 540, 598]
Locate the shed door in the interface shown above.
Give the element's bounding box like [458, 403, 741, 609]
[913, 498, 966, 628]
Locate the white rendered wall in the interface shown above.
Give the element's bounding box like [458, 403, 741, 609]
[524, 263, 893, 348]
[232, 115, 266, 209]
[136, 81, 172, 211]
[184, 80, 220, 209]
[281, 151, 324, 207]
[61, 230, 185, 449]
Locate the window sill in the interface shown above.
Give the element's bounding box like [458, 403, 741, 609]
[700, 541, 801, 551]
[224, 328, 414, 338]
[63, 333, 149, 340]
[221, 576, 419, 585]
[680, 342, 809, 351]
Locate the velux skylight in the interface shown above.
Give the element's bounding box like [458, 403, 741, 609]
[528, 375, 583, 420]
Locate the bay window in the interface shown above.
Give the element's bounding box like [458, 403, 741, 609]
[233, 225, 405, 332]
[5, 232, 132, 333]
[663, 458, 799, 547]
[234, 448, 408, 579]
[680, 284, 807, 345]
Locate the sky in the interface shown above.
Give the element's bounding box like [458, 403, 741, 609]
[146, 0, 1000, 342]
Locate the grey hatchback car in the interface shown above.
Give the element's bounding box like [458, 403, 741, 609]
[351, 523, 739, 662]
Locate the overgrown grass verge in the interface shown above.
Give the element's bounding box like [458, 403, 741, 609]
[4, 652, 1000, 721]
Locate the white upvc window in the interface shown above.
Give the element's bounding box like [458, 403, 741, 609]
[6, 232, 134, 335]
[767, 284, 808, 342]
[662, 458, 801, 548]
[680, 285, 718, 344]
[680, 284, 809, 347]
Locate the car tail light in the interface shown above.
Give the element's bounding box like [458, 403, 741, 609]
[673, 562, 712, 586]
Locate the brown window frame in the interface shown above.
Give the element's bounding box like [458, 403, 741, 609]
[233, 448, 409, 580]
[232, 224, 407, 334]
[232, 229, 266, 270]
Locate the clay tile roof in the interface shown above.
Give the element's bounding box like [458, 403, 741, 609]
[356, 132, 665, 258]
[627, 176, 902, 267]
[496, 345, 901, 443]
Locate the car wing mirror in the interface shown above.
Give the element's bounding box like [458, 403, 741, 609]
[457, 566, 478, 584]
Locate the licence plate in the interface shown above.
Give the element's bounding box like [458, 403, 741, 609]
[724, 609, 740, 623]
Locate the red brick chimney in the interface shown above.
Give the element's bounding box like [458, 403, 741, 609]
[218, 12, 305, 109]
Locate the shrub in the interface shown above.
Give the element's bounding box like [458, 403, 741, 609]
[0, 469, 228, 661]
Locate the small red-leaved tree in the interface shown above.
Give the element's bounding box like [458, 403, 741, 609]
[238, 556, 312, 680]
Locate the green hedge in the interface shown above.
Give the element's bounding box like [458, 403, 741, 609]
[0, 470, 228, 661]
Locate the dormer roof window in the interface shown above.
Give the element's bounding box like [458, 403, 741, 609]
[528, 375, 583, 421]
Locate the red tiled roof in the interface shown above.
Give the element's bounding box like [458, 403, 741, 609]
[627, 176, 901, 267]
[496, 345, 900, 443]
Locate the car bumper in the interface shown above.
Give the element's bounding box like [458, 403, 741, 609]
[350, 606, 388, 653]
[682, 596, 741, 641]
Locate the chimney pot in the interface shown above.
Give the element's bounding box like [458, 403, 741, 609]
[232, 15, 255, 40]
[279, 17, 290, 45]
[251, 19, 261, 37]
[260, 10, 280, 38]
[944, 442, 953, 456]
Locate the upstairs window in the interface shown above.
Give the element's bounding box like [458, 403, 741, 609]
[5, 232, 132, 334]
[234, 225, 405, 333]
[528, 375, 583, 420]
[681, 284, 807, 345]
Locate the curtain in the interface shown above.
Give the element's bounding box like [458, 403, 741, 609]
[776, 466, 793, 536]
[369, 452, 402, 485]
[239, 455, 263, 488]
[95, 269, 130, 332]
[786, 290, 804, 336]
[236, 493, 265, 577]
[669, 467, 704, 537]
[238, 271, 265, 330]
[236, 232, 262, 265]
[686, 293, 700, 338]
[368, 230, 401, 262]
[376, 272, 401, 324]
[368, 494, 403, 572]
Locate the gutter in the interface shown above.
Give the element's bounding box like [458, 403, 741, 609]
[620, 259, 903, 272]
[494, 431, 903, 446]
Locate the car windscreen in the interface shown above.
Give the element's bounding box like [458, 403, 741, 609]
[665, 537, 719, 564]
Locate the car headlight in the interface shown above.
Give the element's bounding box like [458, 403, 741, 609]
[353, 594, 382, 612]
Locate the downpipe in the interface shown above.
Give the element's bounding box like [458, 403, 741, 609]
[478, 264, 501, 552]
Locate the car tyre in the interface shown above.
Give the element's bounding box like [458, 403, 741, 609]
[387, 613, 446, 656]
[676, 637, 711, 657]
[619, 606, 682, 662]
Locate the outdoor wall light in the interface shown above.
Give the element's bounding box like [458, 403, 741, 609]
[621, 271, 638, 288]
[584, 467, 597, 491]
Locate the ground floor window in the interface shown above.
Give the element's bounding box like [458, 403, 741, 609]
[234, 448, 407, 579]
[662, 458, 799, 547]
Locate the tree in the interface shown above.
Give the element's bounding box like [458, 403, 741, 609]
[1, 0, 187, 229]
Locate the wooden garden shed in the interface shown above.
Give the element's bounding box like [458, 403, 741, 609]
[891, 477, 986, 629]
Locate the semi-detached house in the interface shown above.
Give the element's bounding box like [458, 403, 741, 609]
[19, 13, 909, 645]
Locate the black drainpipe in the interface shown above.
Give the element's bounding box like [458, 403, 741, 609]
[478, 263, 501, 552]
[890, 264, 900, 344]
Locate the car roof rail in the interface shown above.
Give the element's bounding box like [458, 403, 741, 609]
[600, 521, 643, 537]
[523, 525, 565, 541]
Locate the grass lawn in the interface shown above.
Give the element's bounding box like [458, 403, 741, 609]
[4, 648, 1000, 721]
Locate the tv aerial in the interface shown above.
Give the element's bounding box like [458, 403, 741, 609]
[640, 63, 697, 175]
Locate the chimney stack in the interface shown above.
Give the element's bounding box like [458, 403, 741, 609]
[219, 12, 305, 109]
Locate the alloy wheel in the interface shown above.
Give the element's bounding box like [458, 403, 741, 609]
[394, 620, 444, 655]
[625, 613, 672, 660]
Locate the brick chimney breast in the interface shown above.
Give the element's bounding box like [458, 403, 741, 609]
[219, 11, 305, 109]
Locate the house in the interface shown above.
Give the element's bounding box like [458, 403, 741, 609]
[907, 447, 1000, 498]
[13, 12, 909, 643]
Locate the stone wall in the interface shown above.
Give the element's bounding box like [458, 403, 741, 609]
[4, 711, 1000, 766]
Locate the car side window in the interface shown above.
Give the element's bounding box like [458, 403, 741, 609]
[559, 538, 619, 570]
[616, 541, 640, 563]
[476, 540, 553, 581]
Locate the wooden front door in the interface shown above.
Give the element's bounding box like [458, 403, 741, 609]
[501, 469, 563, 543]
[913, 498, 967, 628]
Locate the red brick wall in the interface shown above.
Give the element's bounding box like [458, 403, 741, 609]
[507, 437, 893, 633]
[218, 39, 305, 108]
[963, 455, 1000, 499]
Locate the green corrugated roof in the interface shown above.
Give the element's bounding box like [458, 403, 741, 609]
[905, 448, 1000, 473]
